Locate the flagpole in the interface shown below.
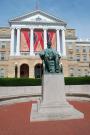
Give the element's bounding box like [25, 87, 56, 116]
[35, 0, 39, 10]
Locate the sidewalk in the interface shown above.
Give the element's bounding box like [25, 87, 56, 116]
[0, 101, 90, 135]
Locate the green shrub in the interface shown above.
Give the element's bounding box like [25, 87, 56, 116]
[65, 77, 90, 85]
[0, 78, 41, 86]
[0, 77, 90, 86]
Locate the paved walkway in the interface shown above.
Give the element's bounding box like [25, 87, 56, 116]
[0, 101, 90, 135]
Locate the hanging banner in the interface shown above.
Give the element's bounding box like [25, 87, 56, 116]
[20, 29, 30, 52]
[47, 31, 56, 49]
[34, 30, 44, 52]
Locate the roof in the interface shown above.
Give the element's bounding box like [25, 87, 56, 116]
[9, 10, 67, 26]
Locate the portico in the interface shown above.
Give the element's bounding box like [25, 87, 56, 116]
[9, 10, 67, 57]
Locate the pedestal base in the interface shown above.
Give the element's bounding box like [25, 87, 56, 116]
[30, 102, 84, 121]
[30, 74, 84, 121]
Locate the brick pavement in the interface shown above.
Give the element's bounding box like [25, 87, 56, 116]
[0, 101, 90, 135]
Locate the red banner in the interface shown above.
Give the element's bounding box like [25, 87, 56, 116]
[47, 31, 56, 49]
[20, 29, 30, 52]
[34, 30, 44, 52]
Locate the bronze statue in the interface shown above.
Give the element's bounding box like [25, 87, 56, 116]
[39, 42, 62, 73]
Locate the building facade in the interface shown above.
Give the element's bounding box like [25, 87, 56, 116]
[0, 10, 90, 78]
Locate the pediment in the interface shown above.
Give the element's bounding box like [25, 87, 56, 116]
[21, 14, 56, 23]
[9, 10, 67, 26]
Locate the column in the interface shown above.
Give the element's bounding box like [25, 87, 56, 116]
[30, 28, 34, 56]
[16, 28, 20, 56]
[10, 28, 15, 56]
[56, 29, 61, 55]
[44, 29, 47, 49]
[62, 29, 66, 56]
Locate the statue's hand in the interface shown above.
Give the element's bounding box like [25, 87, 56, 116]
[39, 51, 45, 60]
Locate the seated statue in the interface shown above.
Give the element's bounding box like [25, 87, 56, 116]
[39, 42, 62, 73]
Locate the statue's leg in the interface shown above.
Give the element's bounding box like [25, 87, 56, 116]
[44, 60, 50, 72]
[55, 58, 60, 73]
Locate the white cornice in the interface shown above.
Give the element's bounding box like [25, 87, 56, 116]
[10, 21, 65, 26]
[66, 39, 90, 44]
[0, 39, 10, 41]
[66, 40, 76, 42]
[11, 24, 65, 30]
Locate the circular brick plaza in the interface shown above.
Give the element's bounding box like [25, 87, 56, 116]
[0, 101, 90, 135]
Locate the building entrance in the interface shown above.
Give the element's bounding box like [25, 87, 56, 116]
[34, 64, 43, 78]
[20, 64, 29, 78]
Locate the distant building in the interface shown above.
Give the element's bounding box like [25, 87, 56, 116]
[0, 10, 90, 78]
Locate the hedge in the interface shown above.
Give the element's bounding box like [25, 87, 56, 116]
[64, 77, 90, 85]
[0, 78, 41, 86]
[0, 77, 90, 86]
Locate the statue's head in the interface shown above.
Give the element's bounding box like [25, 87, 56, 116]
[47, 42, 51, 48]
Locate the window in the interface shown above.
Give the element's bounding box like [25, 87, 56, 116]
[68, 51, 73, 54]
[69, 56, 73, 60]
[78, 69, 81, 76]
[70, 68, 74, 71]
[67, 31, 73, 37]
[1, 53, 5, 60]
[0, 41, 6, 49]
[82, 47, 87, 53]
[83, 49, 86, 53]
[76, 49, 80, 53]
[88, 72, 90, 76]
[68, 52, 73, 60]
[0, 68, 4, 78]
[89, 63, 90, 68]
[67, 42, 72, 45]
[70, 73, 74, 77]
[84, 69, 88, 76]
[76, 46, 80, 53]
[69, 67, 74, 76]
[1, 44, 5, 48]
[0, 53, 5, 60]
[66, 42, 73, 49]
[83, 55, 87, 61]
[76, 55, 80, 61]
[68, 54, 73, 60]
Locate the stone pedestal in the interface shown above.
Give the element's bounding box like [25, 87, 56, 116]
[30, 74, 84, 121]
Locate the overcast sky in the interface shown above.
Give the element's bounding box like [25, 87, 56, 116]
[0, 0, 90, 39]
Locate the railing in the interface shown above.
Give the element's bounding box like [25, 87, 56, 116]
[20, 51, 40, 56]
[20, 52, 30, 56]
[77, 38, 90, 42]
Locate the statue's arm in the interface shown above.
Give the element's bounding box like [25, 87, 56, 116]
[58, 54, 61, 59]
[53, 50, 61, 59]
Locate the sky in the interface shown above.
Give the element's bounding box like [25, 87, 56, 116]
[0, 0, 90, 39]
